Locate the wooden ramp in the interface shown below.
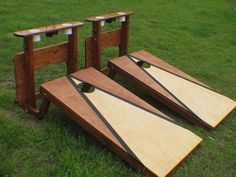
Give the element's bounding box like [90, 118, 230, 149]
[109, 50, 236, 129]
[40, 68, 202, 177]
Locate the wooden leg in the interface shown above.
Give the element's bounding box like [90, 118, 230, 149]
[108, 69, 117, 79]
[37, 97, 50, 119]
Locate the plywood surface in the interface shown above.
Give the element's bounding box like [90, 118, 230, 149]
[144, 65, 236, 128]
[71, 77, 201, 177]
[132, 50, 210, 88]
[109, 50, 236, 128]
[40, 67, 170, 157]
[40, 68, 202, 176]
[109, 54, 184, 108]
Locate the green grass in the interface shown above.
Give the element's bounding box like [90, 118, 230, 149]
[0, 0, 236, 176]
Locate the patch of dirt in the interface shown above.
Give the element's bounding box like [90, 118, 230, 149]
[0, 79, 15, 89]
[0, 108, 44, 129]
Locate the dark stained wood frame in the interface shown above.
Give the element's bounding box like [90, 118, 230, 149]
[85, 11, 133, 72]
[13, 22, 83, 116]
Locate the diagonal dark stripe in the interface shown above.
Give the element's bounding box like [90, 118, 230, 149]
[69, 75, 176, 125]
[66, 75, 141, 162]
[129, 54, 216, 92]
[127, 55, 206, 125]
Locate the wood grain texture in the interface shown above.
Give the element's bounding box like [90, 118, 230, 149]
[14, 21, 83, 37]
[15, 43, 68, 70]
[91, 21, 102, 70]
[86, 11, 133, 22]
[131, 50, 210, 88]
[14, 43, 68, 106]
[108, 50, 235, 128]
[85, 29, 121, 68]
[23, 36, 36, 107]
[119, 16, 129, 56]
[145, 65, 236, 128]
[85, 12, 131, 70]
[40, 67, 201, 177]
[67, 28, 78, 74]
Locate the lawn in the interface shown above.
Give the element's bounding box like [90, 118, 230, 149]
[0, 0, 236, 176]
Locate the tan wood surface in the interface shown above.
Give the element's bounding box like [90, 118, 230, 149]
[144, 65, 236, 128]
[40, 68, 201, 176]
[131, 50, 210, 88]
[109, 50, 236, 128]
[109, 54, 183, 107]
[71, 77, 201, 177]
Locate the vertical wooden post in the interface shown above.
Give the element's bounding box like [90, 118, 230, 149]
[38, 97, 50, 119]
[24, 36, 36, 108]
[67, 27, 78, 74]
[119, 16, 129, 56]
[92, 21, 102, 70]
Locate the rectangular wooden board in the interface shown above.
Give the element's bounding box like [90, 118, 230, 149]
[108, 50, 236, 128]
[40, 67, 202, 176]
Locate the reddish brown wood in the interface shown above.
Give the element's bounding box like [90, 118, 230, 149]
[14, 22, 83, 114]
[85, 29, 121, 68]
[38, 97, 51, 119]
[85, 12, 133, 71]
[40, 67, 170, 177]
[24, 36, 36, 108]
[120, 16, 129, 56]
[108, 50, 212, 129]
[100, 29, 121, 48]
[15, 43, 69, 70]
[14, 43, 69, 106]
[14, 21, 83, 37]
[26, 104, 40, 116]
[14, 54, 27, 106]
[67, 27, 78, 74]
[86, 11, 134, 22]
[92, 21, 102, 70]
[85, 37, 93, 68]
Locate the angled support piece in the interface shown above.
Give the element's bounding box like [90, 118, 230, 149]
[37, 96, 51, 119]
[13, 21, 83, 115]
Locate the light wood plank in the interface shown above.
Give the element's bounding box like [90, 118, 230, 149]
[142, 65, 236, 128]
[71, 77, 202, 177]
